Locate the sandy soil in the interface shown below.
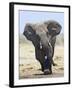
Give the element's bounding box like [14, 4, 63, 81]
[19, 42, 64, 79]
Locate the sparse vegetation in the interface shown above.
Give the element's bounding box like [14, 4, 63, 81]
[56, 33, 64, 46]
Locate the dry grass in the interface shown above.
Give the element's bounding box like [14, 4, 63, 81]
[19, 42, 64, 79]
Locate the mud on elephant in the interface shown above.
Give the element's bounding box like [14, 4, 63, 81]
[23, 20, 62, 75]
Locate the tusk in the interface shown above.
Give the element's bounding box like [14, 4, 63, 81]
[49, 42, 52, 49]
[49, 42, 51, 46]
[40, 45, 42, 49]
[45, 56, 47, 59]
[40, 42, 42, 49]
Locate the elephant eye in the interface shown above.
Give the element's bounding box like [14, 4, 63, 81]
[40, 42, 42, 49]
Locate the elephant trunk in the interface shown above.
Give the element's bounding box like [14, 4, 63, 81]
[40, 36, 53, 58]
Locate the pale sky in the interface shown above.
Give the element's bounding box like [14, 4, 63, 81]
[19, 10, 64, 34]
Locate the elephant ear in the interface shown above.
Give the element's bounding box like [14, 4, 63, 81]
[44, 20, 62, 36]
[23, 24, 36, 41]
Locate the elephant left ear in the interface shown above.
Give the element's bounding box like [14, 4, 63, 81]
[44, 20, 62, 36]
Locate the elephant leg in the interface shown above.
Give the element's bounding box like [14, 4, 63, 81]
[44, 57, 52, 74]
[44, 66, 52, 75]
[50, 37, 57, 66]
[35, 47, 45, 71]
[40, 62, 44, 71]
[39, 59, 52, 74]
[52, 46, 57, 66]
[35, 47, 52, 74]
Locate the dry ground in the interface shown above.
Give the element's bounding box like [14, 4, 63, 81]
[19, 42, 64, 79]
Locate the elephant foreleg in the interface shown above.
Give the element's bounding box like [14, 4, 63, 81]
[51, 37, 57, 66]
[40, 62, 44, 72]
[44, 57, 52, 74]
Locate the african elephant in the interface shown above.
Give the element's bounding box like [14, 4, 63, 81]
[23, 20, 62, 75]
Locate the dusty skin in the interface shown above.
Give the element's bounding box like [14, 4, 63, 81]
[19, 39, 64, 79]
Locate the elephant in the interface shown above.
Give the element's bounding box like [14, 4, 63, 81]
[23, 20, 62, 75]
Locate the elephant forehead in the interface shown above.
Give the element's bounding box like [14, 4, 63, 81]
[36, 26, 48, 35]
[33, 24, 48, 34]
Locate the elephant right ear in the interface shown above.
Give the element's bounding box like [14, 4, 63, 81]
[23, 24, 36, 41]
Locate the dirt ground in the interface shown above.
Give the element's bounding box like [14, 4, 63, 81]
[19, 42, 64, 79]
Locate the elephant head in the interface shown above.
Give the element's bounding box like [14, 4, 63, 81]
[23, 20, 62, 74]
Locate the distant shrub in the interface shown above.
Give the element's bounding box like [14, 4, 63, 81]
[19, 34, 32, 44]
[19, 33, 64, 46]
[56, 33, 64, 46]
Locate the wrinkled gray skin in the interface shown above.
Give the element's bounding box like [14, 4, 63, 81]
[23, 20, 62, 74]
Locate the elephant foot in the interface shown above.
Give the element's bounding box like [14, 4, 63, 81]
[44, 69, 52, 75]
